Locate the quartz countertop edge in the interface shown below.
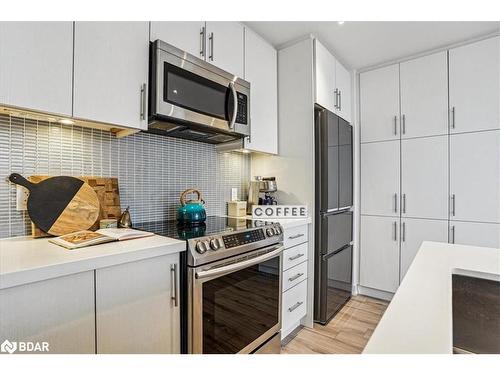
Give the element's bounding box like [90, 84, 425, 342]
[363, 241, 500, 354]
[0, 235, 185, 290]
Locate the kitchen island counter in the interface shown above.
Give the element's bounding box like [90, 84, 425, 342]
[0, 234, 185, 289]
[363, 241, 500, 354]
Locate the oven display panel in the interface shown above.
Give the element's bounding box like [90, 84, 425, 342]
[222, 229, 265, 248]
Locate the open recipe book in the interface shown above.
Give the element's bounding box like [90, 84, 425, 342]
[49, 228, 154, 250]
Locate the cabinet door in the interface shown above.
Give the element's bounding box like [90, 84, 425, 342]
[0, 22, 73, 116]
[449, 36, 500, 133]
[360, 215, 400, 293]
[400, 218, 448, 281]
[401, 136, 448, 220]
[73, 22, 149, 130]
[205, 22, 244, 77]
[335, 60, 352, 122]
[243, 27, 278, 154]
[450, 130, 500, 223]
[314, 39, 336, 112]
[0, 271, 95, 353]
[450, 221, 500, 248]
[360, 64, 400, 143]
[96, 253, 180, 354]
[361, 140, 400, 217]
[400, 51, 448, 138]
[150, 21, 205, 58]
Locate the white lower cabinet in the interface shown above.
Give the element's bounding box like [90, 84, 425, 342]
[282, 279, 308, 338]
[450, 221, 500, 248]
[360, 215, 400, 293]
[400, 218, 448, 281]
[282, 260, 308, 292]
[95, 253, 180, 354]
[0, 271, 95, 354]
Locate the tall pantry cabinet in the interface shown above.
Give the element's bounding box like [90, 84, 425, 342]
[359, 35, 500, 298]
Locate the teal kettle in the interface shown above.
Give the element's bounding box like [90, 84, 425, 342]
[177, 188, 207, 224]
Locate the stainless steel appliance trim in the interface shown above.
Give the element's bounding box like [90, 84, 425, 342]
[195, 245, 284, 280]
[288, 301, 304, 312]
[188, 244, 283, 354]
[170, 263, 178, 307]
[288, 233, 305, 240]
[288, 272, 304, 282]
[228, 82, 237, 129]
[289, 253, 305, 261]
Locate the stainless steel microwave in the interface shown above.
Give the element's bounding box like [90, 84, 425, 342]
[148, 40, 250, 144]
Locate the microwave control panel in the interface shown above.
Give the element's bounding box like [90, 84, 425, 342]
[236, 92, 248, 125]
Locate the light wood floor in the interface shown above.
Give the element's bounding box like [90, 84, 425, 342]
[281, 295, 389, 354]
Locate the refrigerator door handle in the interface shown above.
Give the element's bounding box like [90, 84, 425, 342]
[322, 244, 350, 261]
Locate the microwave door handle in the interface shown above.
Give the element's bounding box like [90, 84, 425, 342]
[195, 245, 283, 280]
[228, 82, 238, 129]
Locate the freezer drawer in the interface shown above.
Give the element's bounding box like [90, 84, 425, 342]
[318, 211, 352, 255]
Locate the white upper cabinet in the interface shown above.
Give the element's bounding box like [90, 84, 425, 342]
[400, 51, 448, 138]
[361, 140, 400, 217]
[150, 21, 206, 58]
[0, 22, 73, 116]
[401, 136, 448, 220]
[450, 130, 500, 223]
[449, 36, 500, 134]
[243, 28, 278, 154]
[360, 64, 400, 143]
[314, 39, 352, 122]
[73, 22, 149, 130]
[205, 22, 244, 78]
[335, 60, 352, 122]
[315, 39, 336, 112]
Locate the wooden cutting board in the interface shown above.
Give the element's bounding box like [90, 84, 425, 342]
[29, 176, 122, 238]
[9, 173, 100, 236]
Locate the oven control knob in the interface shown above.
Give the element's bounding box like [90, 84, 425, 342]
[274, 226, 281, 235]
[195, 241, 208, 254]
[210, 239, 220, 250]
[266, 228, 275, 237]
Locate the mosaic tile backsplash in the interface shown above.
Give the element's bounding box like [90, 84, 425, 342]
[0, 114, 250, 238]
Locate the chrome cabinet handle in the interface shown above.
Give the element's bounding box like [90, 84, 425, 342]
[288, 301, 304, 312]
[450, 225, 455, 244]
[208, 32, 214, 61]
[200, 26, 206, 58]
[394, 193, 398, 213]
[402, 193, 406, 214]
[170, 264, 178, 307]
[140, 83, 146, 121]
[338, 90, 342, 111]
[451, 194, 456, 217]
[402, 114, 406, 134]
[450, 107, 456, 129]
[402, 221, 406, 242]
[393, 221, 397, 241]
[228, 82, 237, 129]
[289, 253, 305, 261]
[288, 273, 304, 282]
[334, 88, 338, 109]
[288, 233, 305, 240]
[394, 116, 398, 135]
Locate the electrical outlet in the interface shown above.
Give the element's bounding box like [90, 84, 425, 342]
[231, 188, 238, 201]
[16, 185, 29, 211]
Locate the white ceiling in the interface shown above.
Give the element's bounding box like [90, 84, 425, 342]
[245, 21, 500, 70]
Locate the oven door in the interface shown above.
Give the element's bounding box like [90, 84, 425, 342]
[189, 244, 283, 354]
[154, 43, 250, 137]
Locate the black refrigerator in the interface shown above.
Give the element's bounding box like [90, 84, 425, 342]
[314, 106, 353, 325]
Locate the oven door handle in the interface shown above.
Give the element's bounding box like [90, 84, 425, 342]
[228, 82, 238, 129]
[195, 245, 284, 280]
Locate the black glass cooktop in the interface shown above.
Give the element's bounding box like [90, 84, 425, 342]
[134, 216, 274, 241]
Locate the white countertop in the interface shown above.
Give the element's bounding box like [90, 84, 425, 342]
[0, 234, 185, 290]
[363, 241, 500, 354]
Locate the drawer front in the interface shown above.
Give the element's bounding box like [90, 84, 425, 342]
[282, 260, 308, 292]
[282, 279, 307, 333]
[283, 224, 309, 249]
[283, 242, 308, 271]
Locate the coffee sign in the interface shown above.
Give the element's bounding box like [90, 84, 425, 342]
[252, 205, 308, 219]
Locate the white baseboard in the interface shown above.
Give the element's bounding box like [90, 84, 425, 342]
[357, 285, 394, 301]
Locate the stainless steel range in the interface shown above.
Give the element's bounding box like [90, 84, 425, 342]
[135, 216, 284, 354]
